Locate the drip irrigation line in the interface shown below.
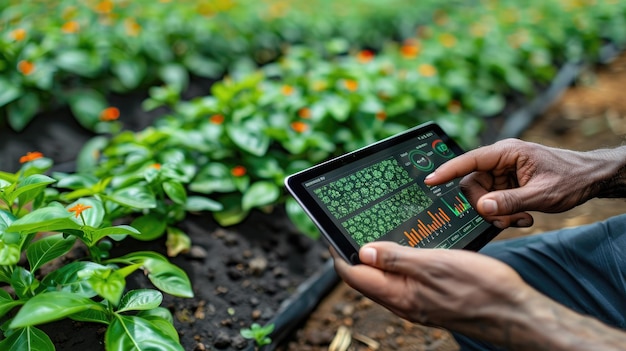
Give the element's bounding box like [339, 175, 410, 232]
[496, 43, 622, 142]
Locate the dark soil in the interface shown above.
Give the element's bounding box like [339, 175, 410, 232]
[3, 52, 626, 351]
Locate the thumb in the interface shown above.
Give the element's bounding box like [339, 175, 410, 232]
[477, 187, 539, 216]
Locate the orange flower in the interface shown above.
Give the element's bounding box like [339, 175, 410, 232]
[418, 64, 437, 77]
[400, 41, 421, 59]
[209, 114, 225, 124]
[291, 121, 308, 133]
[62, 21, 80, 34]
[375, 111, 387, 121]
[297, 108, 311, 119]
[19, 151, 44, 164]
[357, 50, 374, 63]
[99, 107, 120, 121]
[125, 18, 142, 37]
[17, 60, 35, 75]
[150, 163, 162, 170]
[231, 165, 247, 177]
[68, 203, 93, 218]
[281, 85, 295, 96]
[343, 79, 358, 92]
[95, 0, 114, 14]
[10, 28, 27, 41]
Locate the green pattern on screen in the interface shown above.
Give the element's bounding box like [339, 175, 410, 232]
[341, 184, 432, 245]
[312, 158, 413, 219]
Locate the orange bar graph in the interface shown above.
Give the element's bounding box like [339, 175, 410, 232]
[404, 208, 452, 247]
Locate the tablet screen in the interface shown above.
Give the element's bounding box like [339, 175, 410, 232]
[286, 122, 499, 263]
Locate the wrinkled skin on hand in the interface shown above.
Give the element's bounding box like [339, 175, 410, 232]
[332, 243, 532, 338]
[424, 139, 617, 229]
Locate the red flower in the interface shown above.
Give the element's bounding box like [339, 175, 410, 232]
[19, 151, 44, 164]
[375, 111, 387, 121]
[357, 50, 374, 63]
[210, 114, 225, 124]
[68, 203, 93, 218]
[231, 165, 247, 177]
[100, 107, 120, 121]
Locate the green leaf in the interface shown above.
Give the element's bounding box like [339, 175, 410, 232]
[86, 267, 126, 306]
[0, 240, 21, 265]
[67, 89, 109, 130]
[137, 307, 174, 324]
[324, 95, 351, 122]
[27, 234, 76, 272]
[213, 194, 249, 226]
[0, 77, 21, 108]
[77, 136, 109, 173]
[40, 261, 100, 297]
[130, 214, 167, 241]
[7, 206, 81, 234]
[118, 289, 163, 313]
[92, 225, 140, 243]
[163, 181, 187, 205]
[113, 60, 147, 90]
[242, 181, 280, 211]
[7, 92, 39, 132]
[108, 185, 157, 210]
[105, 315, 183, 351]
[10, 291, 107, 328]
[189, 163, 236, 194]
[159, 63, 189, 93]
[0, 288, 23, 319]
[0, 326, 55, 351]
[118, 252, 193, 298]
[69, 307, 110, 324]
[10, 174, 56, 206]
[185, 196, 223, 212]
[11, 267, 38, 299]
[226, 118, 270, 156]
[56, 50, 100, 77]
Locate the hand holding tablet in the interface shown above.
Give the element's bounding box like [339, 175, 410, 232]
[285, 122, 501, 264]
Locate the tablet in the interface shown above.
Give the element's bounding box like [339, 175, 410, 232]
[284, 121, 501, 264]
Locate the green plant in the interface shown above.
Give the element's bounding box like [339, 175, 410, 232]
[240, 322, 275, 348]
[0, 154, 194, 350]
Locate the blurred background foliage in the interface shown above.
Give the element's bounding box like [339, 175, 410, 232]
[1, 0, 625, 234]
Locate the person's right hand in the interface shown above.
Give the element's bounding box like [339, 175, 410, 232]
[424, 138, 615, 229]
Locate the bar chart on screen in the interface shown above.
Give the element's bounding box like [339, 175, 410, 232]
[441, 191, 471, 217]
[403, 207, 451, 247]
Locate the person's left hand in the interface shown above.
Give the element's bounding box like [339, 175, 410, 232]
[332, 242, 534, 340]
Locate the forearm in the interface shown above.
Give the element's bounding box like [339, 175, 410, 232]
[476, 288, 626, 351]
[589, 145, 626, 199]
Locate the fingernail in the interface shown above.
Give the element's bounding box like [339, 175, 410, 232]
[516, 218, 532, 227]
[482, 199, 498, 214]
[425, 172, 435, 180]
[493, 220, 505, 229]
[360, 247, 377, 264]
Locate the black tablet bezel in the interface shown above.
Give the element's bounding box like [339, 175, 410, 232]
[284, 121, 502, 264]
